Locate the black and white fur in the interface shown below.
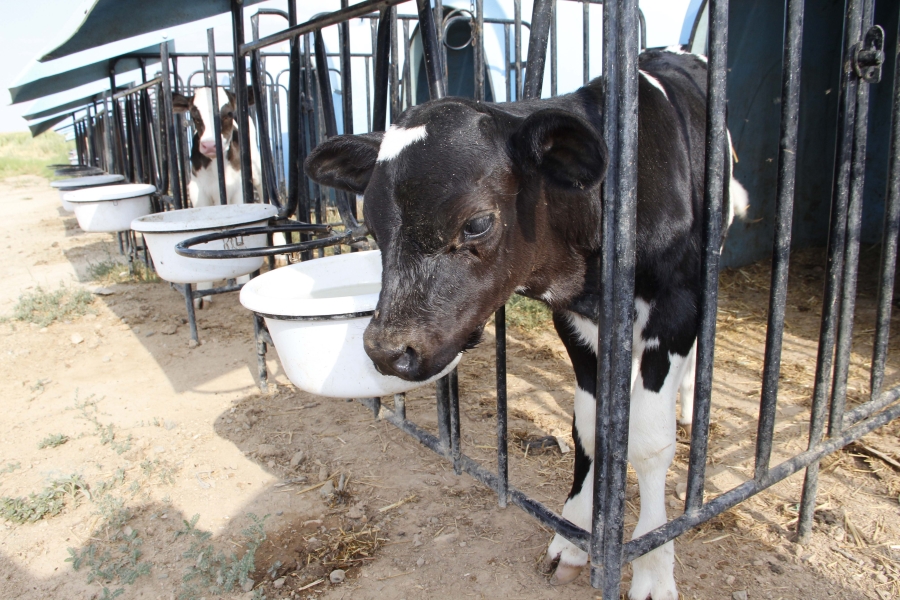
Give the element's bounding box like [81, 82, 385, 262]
[304, 47, 748, 599]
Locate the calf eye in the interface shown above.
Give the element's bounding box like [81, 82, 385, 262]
[463, 214, 494, 240]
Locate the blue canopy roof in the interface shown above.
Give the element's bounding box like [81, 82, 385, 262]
[41, 0, 267, 62]
[9, 38, 172, 105]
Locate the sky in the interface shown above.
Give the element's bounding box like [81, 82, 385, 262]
[0, 0, 693, 135]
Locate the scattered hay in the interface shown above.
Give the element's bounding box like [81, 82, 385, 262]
[309, 524, 387, 569]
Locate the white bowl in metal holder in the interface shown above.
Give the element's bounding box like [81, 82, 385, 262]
[240, 250, 461, 399]
[131, 203, 278, 284]
[64, 183, 156, 233]
[51, 174, 124, 212]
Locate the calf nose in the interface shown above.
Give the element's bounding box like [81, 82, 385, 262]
[365, 340, 421, 381]
[199, 139, 217, 157]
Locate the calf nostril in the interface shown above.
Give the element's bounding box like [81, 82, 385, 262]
[391, 346, 417, 374]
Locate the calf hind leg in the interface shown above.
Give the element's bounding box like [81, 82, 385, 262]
[677, 342, 696, 437]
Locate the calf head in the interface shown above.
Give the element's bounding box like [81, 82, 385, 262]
[306, 98, 608, 381]
[172, 88, 254, 158]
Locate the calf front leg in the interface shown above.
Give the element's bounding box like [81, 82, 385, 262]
[627, 347, 688, 600]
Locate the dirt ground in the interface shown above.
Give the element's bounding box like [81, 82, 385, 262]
[1, 176, 899, 600]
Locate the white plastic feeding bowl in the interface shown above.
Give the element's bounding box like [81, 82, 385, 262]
[131, 203, 278, 284]
[64, 183, 155, 233]
[240, 250, 461, 399]
[51, 174, 124, 212]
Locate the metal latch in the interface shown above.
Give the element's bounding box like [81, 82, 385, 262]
[854, 25, 885, 84]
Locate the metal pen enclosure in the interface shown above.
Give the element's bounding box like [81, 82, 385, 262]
[39, 0, 900, 595]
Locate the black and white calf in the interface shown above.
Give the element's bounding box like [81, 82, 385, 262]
[172, 88, 266, 306]
[305, 48, 747, 599]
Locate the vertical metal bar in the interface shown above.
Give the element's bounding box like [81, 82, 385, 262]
[172, 58, 190, 206]
[522, 0, 553, 99]
[514, 0, 522, 99]
[829, 0, 875, 436]
[231, 0, 255, 206]
[551, 0, 558, 97]
[288, 0, 309, 222]
[207, 29, 229, 206]
[184, 284, 199, 342]
[250, 18, 282, 211]
[449, 368, 461, 475]
[474, 0, 485, 102]
[870, 16, 900, 400]
[754, 0, 805, 483]
[403, 18, 413, 108]
[86, 104, 96, 167]
[590, 0, 620, 583]
[159, 43, 183, 209]
[365, 56, 372, 129]
[597, 0, 641, 593]
[103, 91, 115, 175]
[798, 0, 864, 545]
[390, 9, 401, 119]
[373, 9, 392, 131]
[394, 393, 406, 420]
[434, 0, 446, 86]
[685, 0, 730, 514]
[416, 0, 446, 100]
[495, 305, 508, 508]
[582, 0, 590, 85]
[504, 25, 511, 102]
[254, 311, 269, 393]
[435, 376, 452, 453]
[339, 1, 355, 166]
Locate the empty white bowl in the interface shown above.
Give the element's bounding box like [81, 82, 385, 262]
[131, 203, 278, 284]
[51, 174, 124, 212]
[65, 183, 155, 233]
[240, 250, 461, 399]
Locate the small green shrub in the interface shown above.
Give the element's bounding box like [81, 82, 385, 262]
[38, 434, 69, 449]
[10, 285, 94, 327]
[0, 475, 87, 524]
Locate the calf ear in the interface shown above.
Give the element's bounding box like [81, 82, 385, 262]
[305, 132, 384, 194]
[511, 109, 608, 190]
[172, 93, 192, 113]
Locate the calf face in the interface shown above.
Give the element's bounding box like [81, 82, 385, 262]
[306, 98, 608, 381]
[172, 88, 254, 159]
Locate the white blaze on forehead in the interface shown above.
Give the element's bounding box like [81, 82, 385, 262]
[376, 124, 427, 162]
[191, 87, 234, 142]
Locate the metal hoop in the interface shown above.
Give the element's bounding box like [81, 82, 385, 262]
[442, 9, 475, 51]
[174, 222, 352, 259]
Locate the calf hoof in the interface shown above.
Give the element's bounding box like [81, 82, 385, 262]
[550, 563, 583, 586]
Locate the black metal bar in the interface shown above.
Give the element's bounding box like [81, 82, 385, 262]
[582, 0, 589, 85]
[284, 0, 301, 219]
[871, 16, 900, 400]
[207, 29, 229, 207]
[597, 0, 640, 594]
[550, 0, 558, 97]
[339, 0, 356, 219]
[241, 0, 406, 55]
[251, 48, 283, 210]
[474, 0, 485, 102]
[797, 0, 863, 544]
[372, 8, 392, 131]
[390, 8, 401, 119]
[232, 0, 256, 206]
[184, 283, 199, 342]
[495, 305, 508, 508]
[313, 30, 362, 233]
[402, 17, 412, 109]
[684, 0, 729, 513]
[589, 0, 619, 588]
[435, 375, 452, 453]
[415, 0, 446, 99]
[112, 78, 163, 101]
[172, 58, 190, 207]
[828, 0, 876, 437]
[522, 0, 552, 99]
[514, 0, 522, 98]
[160, 42, 183, 209]
[626, 395, 900, 560]
[254, 313, 269, 393]
[449, 368, 461, 475]
[754, 0, 805, 483]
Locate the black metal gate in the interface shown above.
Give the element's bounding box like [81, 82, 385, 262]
[173, 0, 900, 595]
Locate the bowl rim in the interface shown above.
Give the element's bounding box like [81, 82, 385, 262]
[131, 203, 278, 233]
[65, 183, 157, 203]
[240, 250, 382, 318]
[50, 174, 124, 188]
